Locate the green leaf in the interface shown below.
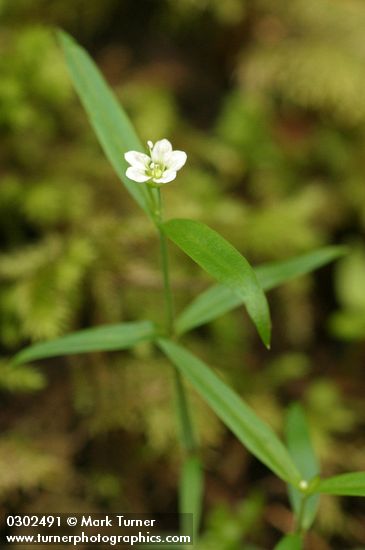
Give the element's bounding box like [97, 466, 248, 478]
[13, 321, 156, 365]
[176, 246, 346, 335]
[256, 246, 346, 291]
[179, 456, 203, 540]
[274, 534, 302, 550]
[176, 284, 241, 336]
[286, 404, 320, 530]
[315, 472, 365, 496]
[158, 339, 301, 485]
[163, 219, 271, 348]
[58, 31, 151, 215]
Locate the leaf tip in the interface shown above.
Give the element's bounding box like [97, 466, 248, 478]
[261, 326, 271, 350]
[55, 28, 68, 45]
[56, 28, 77, 53]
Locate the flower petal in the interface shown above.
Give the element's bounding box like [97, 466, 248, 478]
[126, 167, 150, 183]
[166, 150, 187, 171]
[152, 170, 177, 184]
[151, 139, 173, 163]
[124, 151, 150, 169]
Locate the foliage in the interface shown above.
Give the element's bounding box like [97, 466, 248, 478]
[1, 1, 365, 548]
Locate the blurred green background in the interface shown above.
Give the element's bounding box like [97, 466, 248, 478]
[1, 1, 365, 548]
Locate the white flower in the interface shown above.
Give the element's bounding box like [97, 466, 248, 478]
[124, 139, 187, 185]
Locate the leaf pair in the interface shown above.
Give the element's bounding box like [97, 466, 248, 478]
[13, 242, 346, 367]
[162, 221, 346, 351]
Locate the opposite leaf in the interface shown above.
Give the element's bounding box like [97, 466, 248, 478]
[274, 534, 302, 550]
[176, 246, 346, 335]
[163, 219, 271, 348]
[256, 245, 346, 291]
[58, 31, 151, 216]
[158, 339, 301, 485]
[13, 321, 156, 365]
[315, 472, 365, 496]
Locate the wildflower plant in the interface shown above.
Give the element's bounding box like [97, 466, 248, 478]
[13, 31, 365, 548]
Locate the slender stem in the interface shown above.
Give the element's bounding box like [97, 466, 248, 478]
[154, 186, 201, 539]
[295, 493, 309, 537]
[159, 229, 174, 334]
[155, 188, 197, 453]
[146, 185, 158, 221]
[173, 369, 197, 452]
[158, 229, 174, 335]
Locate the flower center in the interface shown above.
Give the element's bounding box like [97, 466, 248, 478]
[147, 161, 164, 180]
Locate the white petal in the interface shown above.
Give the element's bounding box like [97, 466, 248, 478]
[152, 170, 177, 184]
[124, 151, 150, 169]
[166, 150, 187, 171]
[151, 139, 172, 163]
[126, 167, 150, 183]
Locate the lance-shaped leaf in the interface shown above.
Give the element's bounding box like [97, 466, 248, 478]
[176, 246, 346, 335]
[256, 246, 346, 290]
[286, 404, 320, 530]
[315, 472, 365, 496]
[13, 321, 157, 365]
[274, 534, 302, 550]
[179, 456, 203, 540]
[158, 339, 301, 485]
[58, 31, 151, 215]
[163, 219, 271, 348]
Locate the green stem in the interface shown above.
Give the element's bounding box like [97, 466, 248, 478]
[295, 493, 309, 538]
[154, 187, 201, 538]
[173, 368, 197, 452]
[155, 188, 197, 453]
[158, 229, 174, 335]
[146, 185, 158, 221]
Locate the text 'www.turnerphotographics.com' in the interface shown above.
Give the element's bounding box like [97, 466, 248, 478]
[3, 514, 193, 546]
